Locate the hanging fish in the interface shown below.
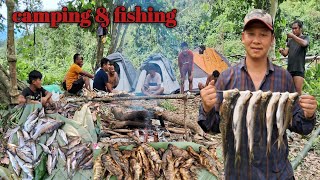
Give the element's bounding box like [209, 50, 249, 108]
[246, 90, 262, 163]
[266, 92, 281, 155]
[233, 90, 252, 163]
[219, 89, 240, 161]
[276, 92, 289, 149]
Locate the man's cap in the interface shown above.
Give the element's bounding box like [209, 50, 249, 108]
[244, 9, 273, 31]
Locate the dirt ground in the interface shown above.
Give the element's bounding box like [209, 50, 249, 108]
[168, 96, 320, 179]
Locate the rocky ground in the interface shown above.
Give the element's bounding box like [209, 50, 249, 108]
[168, 96, 320, 179]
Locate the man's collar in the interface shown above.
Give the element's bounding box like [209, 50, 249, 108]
[240, 58, 274, 74]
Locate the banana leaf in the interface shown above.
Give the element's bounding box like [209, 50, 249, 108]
[34, 153, 48, 180]
[0, 166, 13, 180]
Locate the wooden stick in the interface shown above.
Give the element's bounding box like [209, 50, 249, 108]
[109, 120, 148, 129]
[167, 127, 186, 134]
[111, 129, 133, 133]
[183, 98, 187, 139]
[291, 125, 320, 169]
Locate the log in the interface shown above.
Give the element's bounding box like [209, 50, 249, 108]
[111, 106, 150, 121]
[111, 129, 133, 133]
[155, 111, 204, 135]
[167, 127, 185, 134]
[291, 125, 320, 170]
[92, 94, 196, 102]
[109, 120, 150, 129]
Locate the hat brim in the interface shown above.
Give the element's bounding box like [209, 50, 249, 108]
[244, 18, 273, 31]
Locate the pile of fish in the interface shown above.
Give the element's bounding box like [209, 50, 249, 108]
[5, 108, 93, 179]
[94, 143, 222, 180]
[219, 89, 299, 163]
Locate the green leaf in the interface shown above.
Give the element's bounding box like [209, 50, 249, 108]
[0, 166, 13, 180]
[34, 153, 48, 180]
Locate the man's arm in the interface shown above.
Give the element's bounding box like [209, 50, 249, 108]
[41, 89, 52, 105]
[80, 71, 94, 79]
[279, 47, 289, 57]
[106, 83, 113, 92]
[287, 33, 309, 47]
[18, 95, 26, 104]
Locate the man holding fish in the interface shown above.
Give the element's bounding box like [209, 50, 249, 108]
[199, 9, 317, 179]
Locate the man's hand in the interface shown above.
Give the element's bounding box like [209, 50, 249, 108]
[279, 48, 284, 53]
[41, 97, 48, 106]
[287, 33, 294, 39]
[200, 80, 217, 113]
[299, 95, 317, 119]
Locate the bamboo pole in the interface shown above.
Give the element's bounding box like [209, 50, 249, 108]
[291, 125, 320, 170]
[66, 94, 195, 103]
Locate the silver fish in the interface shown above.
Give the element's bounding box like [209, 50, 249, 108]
[279, 92, 299, 148]
[4, 126, 20, 139]
[7, 150, 21, 177]
[58, 147, 66, 163]
[58, 129, 68, 144]
[70, 152, 77, 170]
[15, 154, 33, 178]
[246, 90, 262, 162]
[7, 143, 17, 154]
[276, 92, 289, 149]
[67, 137, 81, 149]
[17, 130, 25, 147]
[47, 154, 53, 175]
[31, 120, 64, 140]
[232, 90, 252, 162]
[24, 108, 40, 132]
[46, 130, 57, 147]
[22, 129, 31, 140]
[27, 140, 37, 161]
[67, 143, 89, 156]
[39, 143, 51, 154]
[52, 152, 58, 172]
[24, 117, 39, 133]
[16, 147, 33, 163]
[67, 155, 71, 174]
[266, 92, 281, 154]
[38, 108, 45, 118]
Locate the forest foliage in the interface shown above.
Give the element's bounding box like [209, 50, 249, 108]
[0, 0, 319, 90]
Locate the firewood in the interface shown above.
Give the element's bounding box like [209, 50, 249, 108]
[167, 127, 185, 134]
[109, 120, 150, 129]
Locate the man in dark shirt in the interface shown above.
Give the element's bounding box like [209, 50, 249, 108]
[19, 70, 52, 106]
[199, 9, 317, 179]
[279, 20, 309, 95]
[93, 58, 111, 92]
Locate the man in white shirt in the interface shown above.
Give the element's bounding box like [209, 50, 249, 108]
[141, 64, 164, 96]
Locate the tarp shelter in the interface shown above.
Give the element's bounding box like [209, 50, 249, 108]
[106, 52, 138, 92]
[135, 53, 180, 94]
[184, 48, 231, 91]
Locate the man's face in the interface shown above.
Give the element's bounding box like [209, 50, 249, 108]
[103, 62, 111, 71]
[182, 46, 188, 51]
[109, 65, 115, 74]
[292, 23, 301, 36]
[242, 21, 274, 60]
[76, 56, 84, 67]
[150, 70, 156, 77]
[33, 78, 42, 89]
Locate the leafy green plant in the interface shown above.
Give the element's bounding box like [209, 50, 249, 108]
[303, 64, 320, 110]
[160, 100, 178, 111]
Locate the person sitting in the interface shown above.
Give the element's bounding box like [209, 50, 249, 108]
[93, 58, 111, 92]
[18, 70, 52, 106]
[63, 53, 94, 95]
[106, 63, 119, 92]
[198, 70, 220, 90]
[141, 64, 164, 96]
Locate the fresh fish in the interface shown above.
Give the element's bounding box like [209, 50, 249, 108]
[52, 153, 58, 172]
[258, 91, 272, 144]
[16, 147, 33, 163]
[27, 140, 37, 161]
[24, 117, 39, 133]
[79, 154, 93, 167]
[93, 154, 103, 180]
[17, 130, 25, 147]
[246, 90, 262, 162]
[66, 143, 89, 156]
[219, 89, 240, 160]
[4, 126, 20, 139]
[7, 143, 17, 154]
[46, 130, 57, 147]
[70, 152, 77, 170]
[58, 148, 66, 162]
[22, 129, 31, 140]
[276, 92, 289, 149]
[47, 154, 53, 175]
[102, 154, 123, 180]
[7, 150, 21, 176]
[31, 120, 64, 140]
[39, 143, 51, 154]
[38, 108, 45, 118]
[266, 92, 281, 154]
[279, 92, 299, 148]
[58, 129, 68, 144]
[67, 154, 71, 174]
[232, 90, 252, 163]
[76, 149, 92, 166]
[67, 137, 81, 149]
[81, 158, 93, 170]
[15, 154, 33, 178]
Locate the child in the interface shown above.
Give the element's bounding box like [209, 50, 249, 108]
[19, 70, 52, 106]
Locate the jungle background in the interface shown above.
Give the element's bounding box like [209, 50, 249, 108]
[0, 0, 319, 178]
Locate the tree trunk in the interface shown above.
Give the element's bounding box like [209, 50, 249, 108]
[268, 0, 278, 61]
[6, 0, 19, 105]
[95, 36, 104, 70]
[117, 24, 129, 53]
